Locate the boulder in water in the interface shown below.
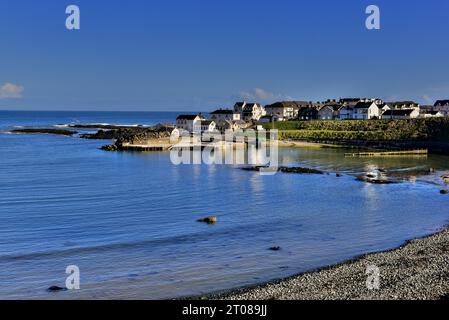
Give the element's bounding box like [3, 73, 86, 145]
[47, 286, 66, 292]
[197, 216, 218, 224]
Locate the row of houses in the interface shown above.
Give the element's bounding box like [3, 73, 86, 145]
[176, 101, 265, 133]
[260, 99, 449, 122]
[175, 99, 449, 133]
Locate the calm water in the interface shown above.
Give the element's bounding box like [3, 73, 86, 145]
[0, 111, 448, 299]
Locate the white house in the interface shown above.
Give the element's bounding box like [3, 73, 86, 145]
[377, 103, 391, 113]
[318, 104, 342, 120]
[422, 110, 444, 118]
[434, 100, 449, 115]
[199, 120, 217, 133]
[210, 109, 241, 123]
[241, 102, 266, 121]
[234, 101, 266, 121]
[209, 109, 241, 132]
[176, 114, 205, 132]
[222, 119, 249, 132]
[381, 109, 420, 119]
[387, 101, 420, 111]
[264, 101, 307, 121]
[353, 102, 380, 120]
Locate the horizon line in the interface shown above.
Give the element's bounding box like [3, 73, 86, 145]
[0, 109, 206, 113]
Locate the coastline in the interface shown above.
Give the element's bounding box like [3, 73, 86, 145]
[203, 226, 449, 300]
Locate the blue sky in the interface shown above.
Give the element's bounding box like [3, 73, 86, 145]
[0, 0, 448, 111]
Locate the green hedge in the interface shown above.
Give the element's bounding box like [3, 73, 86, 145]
[265, 118, 449, 142]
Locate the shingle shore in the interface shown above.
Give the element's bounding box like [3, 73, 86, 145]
[214, 227, 449, 300]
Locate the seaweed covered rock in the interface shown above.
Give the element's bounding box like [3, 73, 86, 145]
[241, 166, 323, 174]
[197, 216, 218, 224]
[356, 175, 397, 184]
[101, 144, 118, 152]
[81, 125, 173, 142]
[10, 128, 77, 136]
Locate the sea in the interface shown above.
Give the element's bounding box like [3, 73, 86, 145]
[0, 110, 448, 299]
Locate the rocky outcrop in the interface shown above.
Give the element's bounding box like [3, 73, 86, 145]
[241, 166, 324, 174]
[9, 128, 77, 136]
[101, 144, 118, 151]
[197, 216, 218, 224]
[356, 175, 397, 184]
[441, 174, 449, 184]
[81, 125, 172, 142]
[47, 286, 66, 292]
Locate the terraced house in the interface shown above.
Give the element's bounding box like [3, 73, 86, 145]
[382, 109, 420, 119]
[298, 106, 319, 120]
[176, 114, 205, 132]
[233, 102, 266, 121]
[434, 100, 449, 115]
[209, 109, 241, 122]
[264, 101, 308, 121]
[318, 104, 342, 120]
[209, 109, 242, 132]
[352, 102, 380, 120]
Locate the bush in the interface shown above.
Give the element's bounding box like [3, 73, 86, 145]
[265, 118, 449, 142]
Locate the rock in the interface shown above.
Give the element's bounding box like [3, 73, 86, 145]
[336, 173, 342, 177]
[440, 190, 449, 195]
[47, 286, 66, 292]
[81, 125, 172, 142]
[269, 246, 281, 251]
[197, 216, 217, 224]
[10, 128, 77, 136]
[241, 166, 323, 174]
[441, 175, 449, 184]
[356, 176, 397, 184]
[100, 144, 118, 152]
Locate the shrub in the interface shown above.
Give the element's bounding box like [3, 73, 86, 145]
[265, 118, 449, 142]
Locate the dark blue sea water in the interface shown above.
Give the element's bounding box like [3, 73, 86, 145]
[0, 110, 448, 299]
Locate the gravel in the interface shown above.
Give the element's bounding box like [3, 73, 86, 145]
[214, 227, 449, 300]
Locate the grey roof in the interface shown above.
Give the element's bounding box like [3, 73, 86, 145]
[265, 101, 308, 110]
[176, 114, 199, 120]
[339, 98, 361, 103]
[243, 103, 261, 112]
[324, 104, 343, 111]
[298, 107, 319, 114]
[210, 109, 234, 115]
[387, 101, 418, 106]
[435, 100, 449, 106]
[353, 102, 374, 109]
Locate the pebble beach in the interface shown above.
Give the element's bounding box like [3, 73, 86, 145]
[217, 227, 449, 300]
